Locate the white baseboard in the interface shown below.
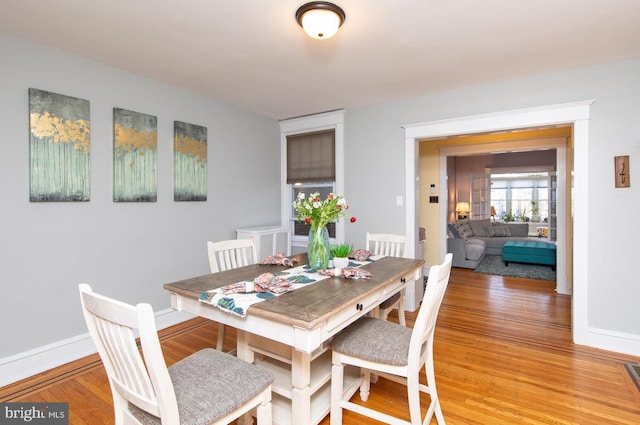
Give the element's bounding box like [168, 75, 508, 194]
[0, 309, 195, 388]
[588, 327, 640, 357]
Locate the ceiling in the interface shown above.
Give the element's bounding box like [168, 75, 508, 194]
[2, 0, 639, 120]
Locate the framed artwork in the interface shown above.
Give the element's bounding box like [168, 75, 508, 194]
[614, 155, 630, 188]
[113, 108, 158, 202]
[29, 88, 90, 202]
[174, 121, 207, 201]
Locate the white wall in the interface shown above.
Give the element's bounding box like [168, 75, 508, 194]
[344, 58, 640, 353]
[0, 34, 280, 361]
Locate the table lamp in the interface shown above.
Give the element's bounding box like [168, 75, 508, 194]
[455, 202, 470, 219]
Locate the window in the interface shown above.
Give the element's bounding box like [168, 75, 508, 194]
[291, 183, 336, 238]
[490, 172, 549, 219]
[279, 110, 345, 248]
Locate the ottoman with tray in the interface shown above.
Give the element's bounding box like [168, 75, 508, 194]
[502, 240, 556, 270]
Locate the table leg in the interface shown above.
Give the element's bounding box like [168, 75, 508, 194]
[291, 349, 312, 425]
[236, 330, 255, 425]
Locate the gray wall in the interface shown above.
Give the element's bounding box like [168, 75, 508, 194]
[344, 58, 640, 340]
[2, 31, 639, 365]
[0, 33, 281, 358]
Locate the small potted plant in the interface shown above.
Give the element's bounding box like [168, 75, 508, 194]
[530, 200, 540, 222]
[331, 242, 353, 269]
[502, 209, 515, 222]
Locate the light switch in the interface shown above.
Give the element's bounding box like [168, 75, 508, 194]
[396, 196, 403, 206]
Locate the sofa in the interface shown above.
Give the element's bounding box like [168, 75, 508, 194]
[447, 218, 534, 269]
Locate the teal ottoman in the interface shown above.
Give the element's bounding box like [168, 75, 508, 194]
[502, 240, 556, 270]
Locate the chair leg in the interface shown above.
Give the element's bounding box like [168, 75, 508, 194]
[359, 369, 371, 401]
[216, 322, 225, 351]
[330, 362, 344, 425]
[425, 349, 446, 425]
[407, 372, 423, 425]
[255, 391, 273, 425]
[398, 289, 406, 327]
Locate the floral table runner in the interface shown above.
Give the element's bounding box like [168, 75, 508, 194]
[199, 257, 377, 317]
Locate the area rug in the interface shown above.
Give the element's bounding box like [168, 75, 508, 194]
[474, 255, 556, 281]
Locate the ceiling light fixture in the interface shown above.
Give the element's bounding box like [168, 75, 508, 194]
[296, 2, 346, 40]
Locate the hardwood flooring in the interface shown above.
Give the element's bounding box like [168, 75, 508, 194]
[1, 267, 639, 424]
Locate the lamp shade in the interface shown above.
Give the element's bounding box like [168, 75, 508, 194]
[296, 2, 345, 40]
[455, 202, 470, 213]
[490, 206, 497, 216]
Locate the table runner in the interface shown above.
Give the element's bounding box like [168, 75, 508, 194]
[199, 257, 377, 317]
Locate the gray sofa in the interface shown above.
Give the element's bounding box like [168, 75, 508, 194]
[447, 219, 534, 269]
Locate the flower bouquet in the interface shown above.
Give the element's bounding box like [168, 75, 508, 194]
[293, 192, 356, 270]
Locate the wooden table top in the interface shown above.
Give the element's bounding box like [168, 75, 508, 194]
[164, 253, 424, 330]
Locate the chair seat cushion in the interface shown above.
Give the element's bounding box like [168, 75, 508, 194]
[331, 317, 412, 366]
[129, 348, 274, 425]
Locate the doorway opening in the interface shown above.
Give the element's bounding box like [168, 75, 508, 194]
[402, 100, 593, 345]
[425, 128, 570, 294]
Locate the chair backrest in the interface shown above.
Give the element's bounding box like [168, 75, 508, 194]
[78, 283, 179, 423]
[408, 253, 453, 368]
[207, 237, 258, 273]
[365, 232, 409, 258]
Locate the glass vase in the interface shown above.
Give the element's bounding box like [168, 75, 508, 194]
[308, 225, 330, 270]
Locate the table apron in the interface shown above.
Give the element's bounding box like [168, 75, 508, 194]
[168, 272, 413, 354]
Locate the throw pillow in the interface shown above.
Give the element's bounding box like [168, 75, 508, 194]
[469, 219, 491, 237]
[447, 224, 458, 239]
[452, 219, 474, 241]
[487, 223, 511, 237]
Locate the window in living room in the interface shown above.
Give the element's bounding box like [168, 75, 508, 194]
[490, 172, 549, 221]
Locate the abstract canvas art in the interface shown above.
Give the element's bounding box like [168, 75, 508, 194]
[174, 121, 207, 201]
[113, 108, 158, 202]
[29, 88, 90, 202]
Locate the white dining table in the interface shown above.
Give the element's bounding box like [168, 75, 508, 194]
[164, 253, 424, 425]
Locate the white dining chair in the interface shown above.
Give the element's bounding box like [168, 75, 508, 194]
[366, 232, 409, 326]
[330, 253, 453, 425]
[78, 283, 274, 425]
[207, 237, 258, 351]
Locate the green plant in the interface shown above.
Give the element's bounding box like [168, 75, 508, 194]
[530, 200, 539, 215]
[502, 209, 515, 222]
[331, 242, 354, 258]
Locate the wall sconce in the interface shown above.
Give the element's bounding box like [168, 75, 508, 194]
[296, 2, 346, 40]
[490, 206, 497, 222]
[455, 202, 470, 220]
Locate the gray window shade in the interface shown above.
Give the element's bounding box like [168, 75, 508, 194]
[287, 130, 335, 183]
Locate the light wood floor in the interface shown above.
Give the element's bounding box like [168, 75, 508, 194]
[2, 268, 639, 424]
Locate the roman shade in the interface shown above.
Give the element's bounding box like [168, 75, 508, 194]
[286, 130, 335, 183]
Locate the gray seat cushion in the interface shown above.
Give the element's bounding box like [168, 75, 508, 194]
[331, 317, 412, 366]
[129, 348, 274, 425]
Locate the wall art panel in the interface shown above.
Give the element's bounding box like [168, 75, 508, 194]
[29, 88, 90, 202]
[113, 108, 158, 202]
[174, 121, 207, 201]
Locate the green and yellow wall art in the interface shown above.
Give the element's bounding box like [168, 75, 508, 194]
[174, 121, 207, 201]
[29, 88, 90, 202]
[113, 108, 158, 202]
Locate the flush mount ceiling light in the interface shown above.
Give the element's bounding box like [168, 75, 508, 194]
[296, 1, 346, 40]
